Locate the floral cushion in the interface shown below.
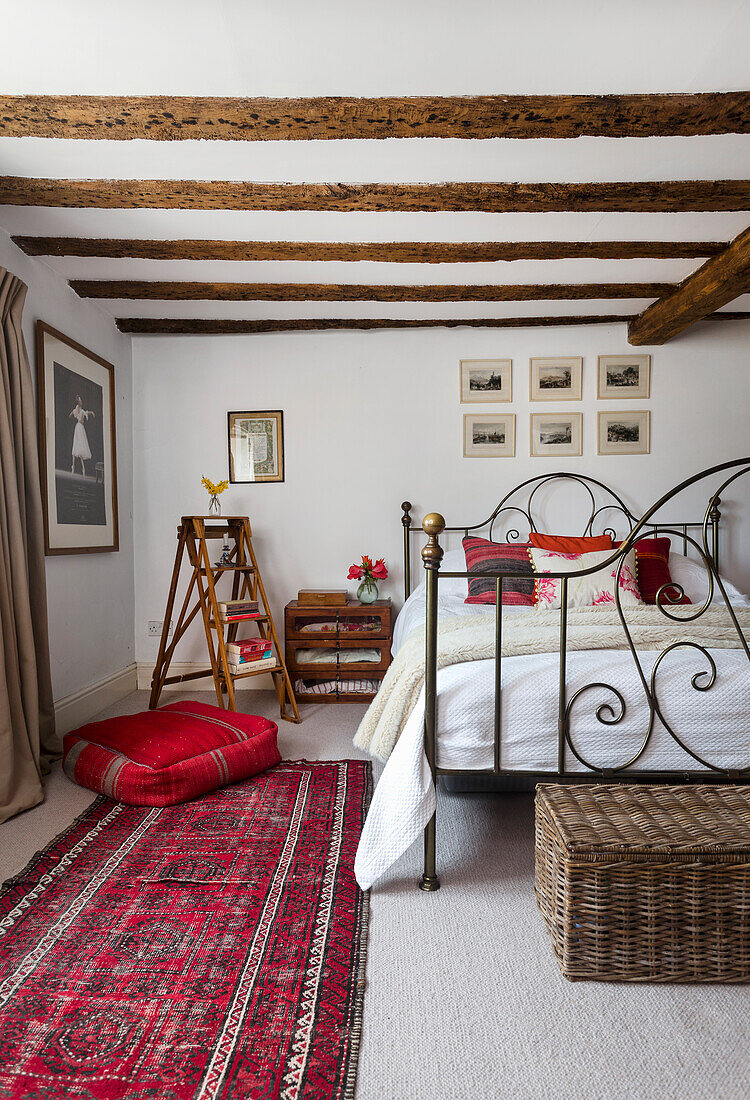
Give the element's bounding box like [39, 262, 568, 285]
[529, 547, 642, 610]
[63, 701, 280, 806]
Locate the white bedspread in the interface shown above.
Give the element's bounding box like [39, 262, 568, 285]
[355, 554, 750, 890]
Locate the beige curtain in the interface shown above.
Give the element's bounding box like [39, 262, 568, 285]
[0, 269, 57, 824]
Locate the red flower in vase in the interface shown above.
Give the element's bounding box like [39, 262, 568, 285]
[347, 555, 388, 584]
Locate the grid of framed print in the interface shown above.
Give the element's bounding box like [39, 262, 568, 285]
[458, 353, 652, 457]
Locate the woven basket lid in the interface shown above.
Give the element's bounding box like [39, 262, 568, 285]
[537, 783, 750, 857]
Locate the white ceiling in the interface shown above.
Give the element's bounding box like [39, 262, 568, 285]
[2, 1, 750, 332]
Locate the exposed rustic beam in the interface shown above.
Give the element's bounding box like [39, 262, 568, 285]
[2, 93, 750, 141]
[116, 313, 750, 336]
[2, 178, 750, 213]
[627, 224, 750, 344]
[12, 236, 727, 262]
[116, 316, 636, 334]
[70, 280, 671, 302]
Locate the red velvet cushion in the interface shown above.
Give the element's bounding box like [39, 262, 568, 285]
[463, 537, 535, 606]
[63, 701, 280, 806]
[528, 532, 614, 553]
[616, 537, 691, 605]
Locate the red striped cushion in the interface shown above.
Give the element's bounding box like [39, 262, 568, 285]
[463, 537, 535, 606]
[63, 701, 280, 806]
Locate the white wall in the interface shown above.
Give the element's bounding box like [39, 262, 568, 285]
[0, 230, 135, 706]
[132, 320, 750, 673]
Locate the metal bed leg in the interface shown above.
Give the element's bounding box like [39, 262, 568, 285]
[419, 812, 440, 892]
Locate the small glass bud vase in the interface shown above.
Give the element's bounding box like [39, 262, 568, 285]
[208, 494, 221, 517]
[357, 577, 379, 605]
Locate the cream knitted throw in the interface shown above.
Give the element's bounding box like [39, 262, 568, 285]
[354, 604, 750, 761]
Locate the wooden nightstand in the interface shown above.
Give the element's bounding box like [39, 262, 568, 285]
[284, 599, 393, 703]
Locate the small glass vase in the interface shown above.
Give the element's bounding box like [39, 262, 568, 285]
[208, 494, 221, 517]
[357, 577, 379, 605]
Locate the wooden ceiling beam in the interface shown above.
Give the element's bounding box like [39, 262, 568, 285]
[116, 314, 750, 335]
[1, 93, 749, 141]
[70, 280, 671, 302]
[2, 178, 750, 213]
[12, 236, 727, 262]
[628, 225, 750, 344]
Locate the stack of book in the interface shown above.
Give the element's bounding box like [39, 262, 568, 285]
[218, 599, 261, 623]
[225, 639, 274, 675]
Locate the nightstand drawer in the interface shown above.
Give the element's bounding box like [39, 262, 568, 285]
[286, 638, 391, 676]
[284, 602, 391, 641]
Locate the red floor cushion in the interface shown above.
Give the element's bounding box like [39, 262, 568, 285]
[63, 701, 280, 805]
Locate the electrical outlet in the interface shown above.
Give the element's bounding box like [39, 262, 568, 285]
[148, 620, 173, 637]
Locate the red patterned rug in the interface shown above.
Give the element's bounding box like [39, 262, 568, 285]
[0, 759, 370, 1100]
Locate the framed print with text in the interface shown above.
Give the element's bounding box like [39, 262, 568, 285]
[228, 410, 285, 483]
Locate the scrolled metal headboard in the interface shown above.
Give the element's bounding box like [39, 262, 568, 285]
[401, 470, 722, 602]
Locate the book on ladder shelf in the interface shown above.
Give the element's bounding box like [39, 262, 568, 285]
[149, 515, 300, 723]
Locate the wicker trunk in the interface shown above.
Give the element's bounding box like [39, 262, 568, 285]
[535, 784, 750, 983]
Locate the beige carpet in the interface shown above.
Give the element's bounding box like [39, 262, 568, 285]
[3, 691, 750, 1099]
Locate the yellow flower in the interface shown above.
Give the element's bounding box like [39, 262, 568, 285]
[201, 476, 228, 496]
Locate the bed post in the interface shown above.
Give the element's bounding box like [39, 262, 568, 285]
[420, 512, 445, 892]
[401, 501, 413, 601]
[709, 496, 722, 572]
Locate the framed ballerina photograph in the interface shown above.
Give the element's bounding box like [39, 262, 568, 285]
[36, 322, 119, 555]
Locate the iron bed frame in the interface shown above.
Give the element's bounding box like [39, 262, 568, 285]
[399, 457, 750, 891]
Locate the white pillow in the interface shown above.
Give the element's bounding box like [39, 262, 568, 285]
[529, 547, 642, 610]
[434, 547, 469, 599]
[668, 553, 750, 607]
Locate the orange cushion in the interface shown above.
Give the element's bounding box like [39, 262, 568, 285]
[528, 533, 614, 554]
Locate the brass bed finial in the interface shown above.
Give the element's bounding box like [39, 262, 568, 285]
[422, 513, 446, 566]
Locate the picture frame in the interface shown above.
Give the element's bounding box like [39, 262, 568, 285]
[530, 357, 582, 401]
[530, 412, 582, 457]
[463, 413, 516, 458]
[228, 410, 285, 483]
[36, 321, 119, 555]
[597, 355, 651, 399]
[460, 359, 512, 403]
[598, 410, 651, 455]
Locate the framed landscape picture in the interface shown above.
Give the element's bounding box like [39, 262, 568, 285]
[530, 412, 582, 457]
[460, 359, 512, 403]
[598, 410, 651, 455]
[463, 413, 515, 457]
[36, 322, 118, 555]
[228, 410, 285, 483]
[530, 357, 582, 401]
[598, 355, 650, 399]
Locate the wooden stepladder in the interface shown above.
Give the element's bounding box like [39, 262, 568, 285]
[149, 515, 300, 722]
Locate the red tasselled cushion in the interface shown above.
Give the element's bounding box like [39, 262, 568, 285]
[616, 537, 691, 605]
[63, 701, 280, 805]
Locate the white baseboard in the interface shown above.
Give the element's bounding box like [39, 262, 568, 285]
[136, 661, 273, 693]
[54, 662, 138, 734]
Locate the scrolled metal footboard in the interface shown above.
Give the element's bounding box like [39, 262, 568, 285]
[404, 458, 750, 890]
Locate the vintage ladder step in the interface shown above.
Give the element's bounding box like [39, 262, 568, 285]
[149, 515, 301, 722]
